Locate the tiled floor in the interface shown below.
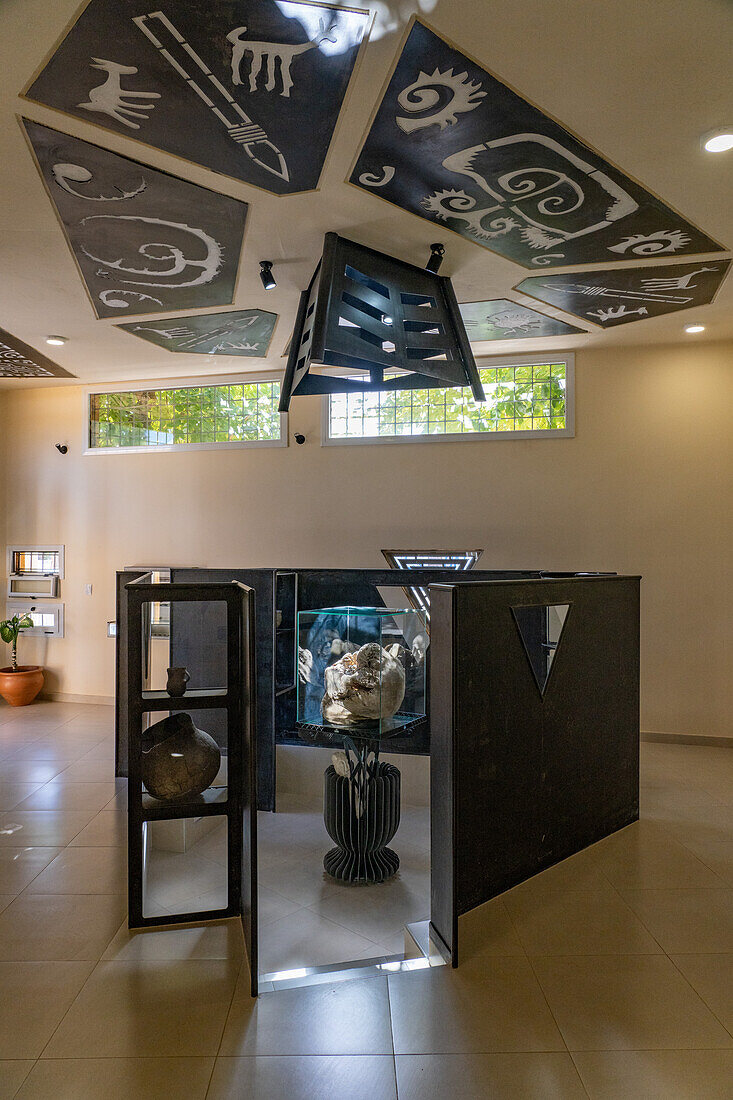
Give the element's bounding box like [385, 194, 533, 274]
[0, 701, 731, 1098]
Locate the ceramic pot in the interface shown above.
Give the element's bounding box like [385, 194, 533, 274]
[0, 666, 44, 707]
[166, 667, 190, 698]
[141, 712, 221, 802]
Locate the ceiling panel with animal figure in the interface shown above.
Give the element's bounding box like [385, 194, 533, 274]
[516, 260, 731, 327]
[23, 0, 370, 195]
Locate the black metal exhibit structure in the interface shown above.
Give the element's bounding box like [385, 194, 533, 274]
[278, 233, 485, 410]
[124, 575, 258, 994]
[116, 566, 616, 810]
[116, 566, 639, 988]
[429, 576, 640, 965]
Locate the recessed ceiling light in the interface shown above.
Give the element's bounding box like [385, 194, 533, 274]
[684, 324, 705, 334]
[702, 130, 733, 153]
[45, 335, 67, 346]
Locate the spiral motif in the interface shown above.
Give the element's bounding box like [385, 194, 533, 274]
[629, 238, 690, 255]
[358, 165, 395, 188]
[98, 289, 163, 309]
[396, 69, 485, 132]
[79, 216, 223, 288]
[496, 169, 584, 216]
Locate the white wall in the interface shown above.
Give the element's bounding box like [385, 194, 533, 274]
[1, 340, 731, 736]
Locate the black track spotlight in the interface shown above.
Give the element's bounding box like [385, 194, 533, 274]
[259, 260, 276, 290]
[425, 242, 445, 273]
[55, 443, 68, 454]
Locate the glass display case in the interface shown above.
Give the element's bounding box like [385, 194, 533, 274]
[296, 605, 427, 738]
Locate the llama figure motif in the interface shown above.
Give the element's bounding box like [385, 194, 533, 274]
[227, 18, 337, 97]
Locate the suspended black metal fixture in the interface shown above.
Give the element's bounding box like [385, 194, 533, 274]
[278, 233, 484, 411]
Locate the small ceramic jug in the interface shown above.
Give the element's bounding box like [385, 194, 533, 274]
[166, 667, 190, 698]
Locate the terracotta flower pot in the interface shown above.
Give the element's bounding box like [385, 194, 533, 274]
[0, 666, 44, 707]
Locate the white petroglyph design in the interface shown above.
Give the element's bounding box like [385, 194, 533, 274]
[133, 324, 198, 339]
[481, 306, 542, 336]
[358, 165, 396, 187]
[227, 17, 337, 97]
[133, 315, 263, 352]
[80, 215, 223, 289]
[543, 282, 694, 305]
[424, 133, 638, 252]
[607, 229, 691, 256]
[51, 161, 146, 201]
[531, 253, 566, 265]
[99, 289, 164, 309]
[77, 59, 161, 129]
[587, 304, 648, 322]
[422, 189, 519, 243]
[396, 68, 485, 133]
[638, 266, 718, 291]
[133, 10, 289, 181]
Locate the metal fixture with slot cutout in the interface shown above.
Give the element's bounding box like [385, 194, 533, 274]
[279, 233, 483, 411]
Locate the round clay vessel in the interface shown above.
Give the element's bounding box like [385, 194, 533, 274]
[0, 666, 44, 707]
[141, 712, 221, 802]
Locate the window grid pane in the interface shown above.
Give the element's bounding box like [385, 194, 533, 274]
[89, 381, 282, 450]
[328, 364, 568, 440]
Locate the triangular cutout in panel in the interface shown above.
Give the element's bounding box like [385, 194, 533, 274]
[512, 603, 570, 695]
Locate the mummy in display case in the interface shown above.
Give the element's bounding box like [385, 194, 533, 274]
[297, 605, 427, 737]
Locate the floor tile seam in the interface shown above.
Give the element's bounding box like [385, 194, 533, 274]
[521, 951, 573, 1057]
[384, 971, 398, 1061]
[566, 1051, 602, 1099]
[616, 885, 733, 897]
[33, 958, 99, 1063]
[592, 861, 671, 955]
[676, 846, 733, 884]
[21, 886, 127, 896]
[207, 953, 250, 1100]
[299, 902, 405, 950]
[664, 952, 733, 1041]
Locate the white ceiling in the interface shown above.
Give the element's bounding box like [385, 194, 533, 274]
[1, 0, 731, 389]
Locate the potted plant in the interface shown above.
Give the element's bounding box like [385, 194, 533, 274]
[0, 609, 44, 706]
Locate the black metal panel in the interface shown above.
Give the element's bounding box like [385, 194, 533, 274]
[279, 233, 484, 409]
[24, 0, 370, 196]
[430, 576, 640, 965]
[115, 569, 148, 777]
[0, 326, 76, 378]
[516, 260, 731, 328]
[428, 585, 457, 965]
[22, 119, 248, 319]
[171, 568, 276, 811]
[237, 583, 258, 995]
[117, 309, 277, 356]
[350, 19, 724, 268]
[459, 300, 586, 340]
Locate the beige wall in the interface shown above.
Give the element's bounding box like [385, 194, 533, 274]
[0, 340, 731, 736]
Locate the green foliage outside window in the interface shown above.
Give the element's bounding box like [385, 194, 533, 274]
[89, 381, 281, 448]
[329, 363, 567, 439]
